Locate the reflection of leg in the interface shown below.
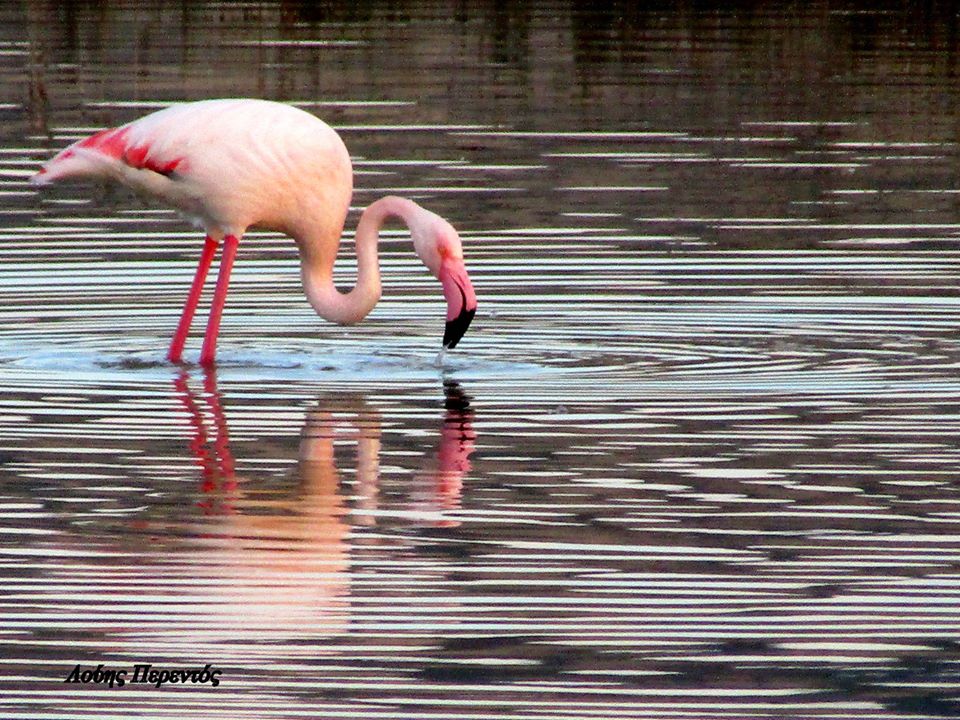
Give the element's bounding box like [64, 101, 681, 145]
[200, 234, 240, 366]
[173, 370, 237, 510]
[203, 369, 235, 483]
[168, 235, 217, 363]
[173, 372, 216, 491]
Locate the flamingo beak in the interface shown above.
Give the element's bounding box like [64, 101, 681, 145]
[439, 259, 477, 349]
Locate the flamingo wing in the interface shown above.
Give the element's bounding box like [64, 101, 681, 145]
[30, 100, 349, 237]
[32, 115, 189, 187]
[29, 101, 264, 232]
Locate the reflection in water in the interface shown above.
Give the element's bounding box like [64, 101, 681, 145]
[175, 370, 475, 524]
[411, 381, 475, 524]
[157, 372, 476, 646]
[174, 370, 236, 505]
[299, 388, 383, 528]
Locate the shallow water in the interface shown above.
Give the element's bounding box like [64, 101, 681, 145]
[2, 2, 960, 718]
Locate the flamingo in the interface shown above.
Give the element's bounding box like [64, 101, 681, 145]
[30, 98, 477, 365]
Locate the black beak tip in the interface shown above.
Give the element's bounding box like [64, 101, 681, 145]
[443, 307, 476, 350]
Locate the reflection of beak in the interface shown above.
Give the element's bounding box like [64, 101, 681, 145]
[440, 259, 478, 349]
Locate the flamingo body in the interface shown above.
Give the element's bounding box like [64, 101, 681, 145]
[31, 99, 476, 364]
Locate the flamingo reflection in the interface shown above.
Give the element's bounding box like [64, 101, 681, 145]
[168, 371, 476, 645]
[173, 370, 236, 511]
[410, 381, 476, 526]
[172, 370, 354, 641]
[173, 370, 476, 524]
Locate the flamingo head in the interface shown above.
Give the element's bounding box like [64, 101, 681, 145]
[410, 211, 478, 350]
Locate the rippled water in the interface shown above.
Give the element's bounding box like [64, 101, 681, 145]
[2, 2, 960, 718]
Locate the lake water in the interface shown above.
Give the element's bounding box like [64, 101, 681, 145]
[2, 1, 960, 718]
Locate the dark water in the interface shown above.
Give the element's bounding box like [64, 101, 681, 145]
[2, 2, 960, 718]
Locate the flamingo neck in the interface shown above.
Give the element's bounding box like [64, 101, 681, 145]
[301, 196, 421, 325]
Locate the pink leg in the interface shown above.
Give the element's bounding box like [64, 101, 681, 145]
[168, 235, 218, 363]
[199, 234, 240, 367]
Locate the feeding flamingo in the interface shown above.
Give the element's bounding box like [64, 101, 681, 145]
[30, 98, 477, 365]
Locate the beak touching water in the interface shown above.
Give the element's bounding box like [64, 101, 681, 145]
[439, 258, 477, 349]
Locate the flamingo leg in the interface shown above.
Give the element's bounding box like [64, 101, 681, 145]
[199, 234, 240, 367]
[168, 235, 218, 363]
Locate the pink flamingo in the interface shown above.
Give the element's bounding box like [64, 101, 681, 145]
[31, 99, 477, 365]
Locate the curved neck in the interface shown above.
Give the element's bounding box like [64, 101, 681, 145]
[300, 196, 421, 325]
